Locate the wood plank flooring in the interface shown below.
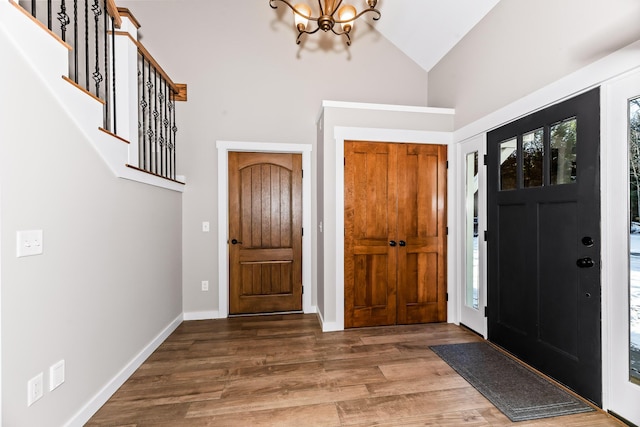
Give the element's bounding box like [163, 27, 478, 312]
[86, 314, 624, 426]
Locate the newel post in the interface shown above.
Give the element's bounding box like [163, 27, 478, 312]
[113, 8, 141, 166]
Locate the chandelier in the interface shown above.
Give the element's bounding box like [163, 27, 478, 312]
[269, 0, 381, 46]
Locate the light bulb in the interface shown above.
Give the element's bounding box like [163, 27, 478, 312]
[339, 4, 356, 32]
[294, 3, 311, 31]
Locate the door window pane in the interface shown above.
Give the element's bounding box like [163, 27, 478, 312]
[523, 128, 544, 188]
[466, 152, 479, 309]
[629, 97, 640, 383]
[500, 138, 518, 190]
[551, 117, 577, 185]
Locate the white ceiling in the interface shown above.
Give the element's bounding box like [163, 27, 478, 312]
[372, 0, 500, 71]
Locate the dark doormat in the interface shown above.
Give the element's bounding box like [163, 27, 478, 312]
[430, 342, 594, 422]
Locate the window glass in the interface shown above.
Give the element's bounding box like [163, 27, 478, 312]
[550, 118, 577, 185]
[523, 128, 544, 188]
[500, 138, 517, 190]
[629, 97, 640, 383]
[466, 152, 479, 310]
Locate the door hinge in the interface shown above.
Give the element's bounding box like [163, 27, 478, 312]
[302, 286, 304, 294]
[446, 293, 449, 302]
[483, 154, 488, 166]
[344, 157, 346, 165]
[484, 230, 489, 241]
[301, 169, 303, 178]
[446, 160, 449, 169]
[484, 306, 488, 317]
[301, 227, 304, 236]
[446, 226, 449, 235]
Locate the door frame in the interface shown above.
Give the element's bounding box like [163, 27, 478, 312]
[331, 127, 454, 331]
[216, 141, 313, 318]
[602, 69, 640, 423]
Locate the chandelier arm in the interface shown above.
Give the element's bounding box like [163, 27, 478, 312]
[270, 0, 319, 22]
[317, 0, 324, 15]
[331, 0, 344, 17]
[296, 24, 322, 44]
[330, 26, 352, 46]
[333, 7, 380, 24]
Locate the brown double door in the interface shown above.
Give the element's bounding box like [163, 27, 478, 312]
[344, 141, 447, 328]
[228, 152, 303, 315]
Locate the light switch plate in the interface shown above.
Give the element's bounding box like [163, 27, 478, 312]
[49, 360, 65, 391]
[17, 230, 43, 257]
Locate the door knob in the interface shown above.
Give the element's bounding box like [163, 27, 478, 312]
[389, 240, 397, 247]
[399, 240, 406, 247]
[581, 236, 594, 247]
[231, 238, 242, 245]
[576, 257, 595, 268]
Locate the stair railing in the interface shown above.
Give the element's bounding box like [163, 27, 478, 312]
[16, 0, 182, 182]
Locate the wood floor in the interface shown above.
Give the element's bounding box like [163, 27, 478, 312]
[86, 314, 624, 426]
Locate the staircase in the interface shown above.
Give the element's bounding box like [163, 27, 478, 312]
[1, 0, 185, 192]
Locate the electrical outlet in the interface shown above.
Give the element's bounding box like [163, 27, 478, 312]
[201, 280, 209, 291]
[49, 360, 65, 391]
[202, 221, 210, 232]
[27, 372, 44, 406]
[17, 230, 43, 257]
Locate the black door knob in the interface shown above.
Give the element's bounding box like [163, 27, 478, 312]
[231, 239, 242, 245]
[576, 257, 595, 268]
[399, 240, 406, 247]
[389, 240, 397, 247]
[581, 236, 594, 247]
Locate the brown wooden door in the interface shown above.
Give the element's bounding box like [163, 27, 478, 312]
[228, 152, 302, 315]
[344, 142, 399, 327]
[397, 144, 448, 324]
[344, 141, 447, 328]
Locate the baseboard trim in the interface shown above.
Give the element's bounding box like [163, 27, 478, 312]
[64, 314, 183, 427]
[183, 310, 220, 320]
[316, 310, 343, 332]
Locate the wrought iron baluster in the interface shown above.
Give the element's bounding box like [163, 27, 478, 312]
[146, 60, 154, 173]
[103, 0, 109, 130]
[140, 56, 148, 170]
[153, 68, 159, 174]
[163, 80, 169, 178]
[31, 0, 36, 19]
[171, 93, 177, 180]
[111, 14, 117, 134]
[158, 80, 165, 177]
[47, 0, 52, 30]
[58, 0, 70, 42]
[85, 0, 89, 90]
[73, 0, 78, 82]
[168, 92, 175, 179]
[91, 0, 103, 98]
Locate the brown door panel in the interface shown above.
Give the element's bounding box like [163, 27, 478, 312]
[229, 152, 302, 315]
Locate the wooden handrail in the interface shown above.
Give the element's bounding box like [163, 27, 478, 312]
[113, 30, 180, 94]
[106, 0, 123, 29]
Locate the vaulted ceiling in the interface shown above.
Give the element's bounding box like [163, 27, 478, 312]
[373, 0, 500, 71]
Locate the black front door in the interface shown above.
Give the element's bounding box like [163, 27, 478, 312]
[487, 88, 601, 406]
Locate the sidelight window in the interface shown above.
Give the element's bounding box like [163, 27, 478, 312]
[628, 97, 640, 384]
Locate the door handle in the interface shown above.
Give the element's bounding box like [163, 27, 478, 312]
[389, 240, 397, 247]
[576, 257, 595, 268]
[399, 240, 406, 247]
[231, 238, 242, 245]
[581, 236, 594, 247]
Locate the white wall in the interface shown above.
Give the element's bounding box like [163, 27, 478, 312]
[116, 0, 430, 318]
[0, 11, 182, 426]
[428, 0, 640, 129]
